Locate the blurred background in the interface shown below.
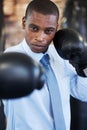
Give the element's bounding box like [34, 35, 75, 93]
[0, 0, 67, 51]
[1, 1, 87, 130]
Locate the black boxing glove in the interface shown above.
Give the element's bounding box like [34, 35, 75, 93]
[0, 52, 45, 99]
[53, 28, 87, 77]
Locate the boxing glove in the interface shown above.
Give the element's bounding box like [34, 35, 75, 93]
[53, 28, 87, 77]
[0, 52, 45, 99]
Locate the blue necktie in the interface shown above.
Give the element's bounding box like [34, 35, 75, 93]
[40, 54, 66, 130]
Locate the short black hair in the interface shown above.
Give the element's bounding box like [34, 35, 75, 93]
[25, 0, 59, 21]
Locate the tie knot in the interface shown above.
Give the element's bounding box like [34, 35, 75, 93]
[40, 54, 50, 66]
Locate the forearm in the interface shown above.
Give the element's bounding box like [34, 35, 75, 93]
[70, 75, 87, 101]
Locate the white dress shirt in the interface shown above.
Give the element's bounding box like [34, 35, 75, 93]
[3, 39, 87, 130]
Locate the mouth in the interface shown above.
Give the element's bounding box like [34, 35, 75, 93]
[30, 44, 48, 53]
[32, 44, 47, 48]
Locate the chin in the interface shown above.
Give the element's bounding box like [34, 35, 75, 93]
[32, 48, 48, 53]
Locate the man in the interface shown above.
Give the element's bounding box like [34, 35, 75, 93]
[3, 0, 87, 130]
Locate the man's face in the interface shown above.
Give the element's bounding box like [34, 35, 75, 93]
[22, 11, 58, 53]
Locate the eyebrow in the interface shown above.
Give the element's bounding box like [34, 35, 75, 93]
[29, 23, 56, 30]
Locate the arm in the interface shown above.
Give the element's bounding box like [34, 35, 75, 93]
[53, 28, 87, 101]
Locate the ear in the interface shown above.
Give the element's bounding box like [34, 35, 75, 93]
[22, 16, 26, 29]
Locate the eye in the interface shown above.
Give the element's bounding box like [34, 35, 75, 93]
[45, 28, 56, 34]
[29, 24, 39, 32]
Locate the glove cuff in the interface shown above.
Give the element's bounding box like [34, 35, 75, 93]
[83, 67, 87, 77]
[75, 65, 87, 77]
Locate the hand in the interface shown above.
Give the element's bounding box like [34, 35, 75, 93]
[0, 52, 45, 99]
[53, 28, 87, 77]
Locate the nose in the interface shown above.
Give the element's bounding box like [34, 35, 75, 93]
[36, 31, 46, 42]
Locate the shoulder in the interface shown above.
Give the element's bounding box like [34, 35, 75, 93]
[49, 43, 76, 75]
[48, 43, 64, 61]
[4, 40, 24, 53]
